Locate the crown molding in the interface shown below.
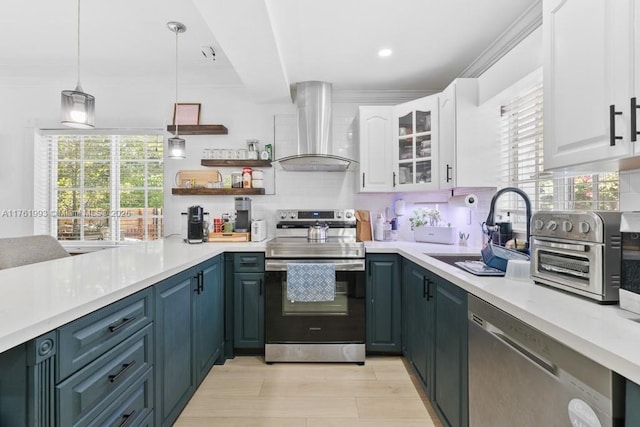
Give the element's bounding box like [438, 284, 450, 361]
[458, 0, 542, 78]
[332, 89, 438, 104]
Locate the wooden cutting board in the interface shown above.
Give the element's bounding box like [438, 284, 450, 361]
[207, 232, 250, 242]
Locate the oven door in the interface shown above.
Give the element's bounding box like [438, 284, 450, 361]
[264, 259, 365, 343]
[531, 238, 606, 300]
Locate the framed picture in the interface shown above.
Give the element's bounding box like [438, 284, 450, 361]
[173, 103, 201, 125]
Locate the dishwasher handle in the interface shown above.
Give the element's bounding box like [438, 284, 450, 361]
[471, 313, 558, 378]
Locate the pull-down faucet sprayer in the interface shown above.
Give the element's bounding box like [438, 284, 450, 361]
[485, 187, 532, 253]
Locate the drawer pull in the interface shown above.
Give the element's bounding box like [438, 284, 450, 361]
[118, 410, 137, 427]
[108, 361, 136, 383]
[108, 316, 136, 333]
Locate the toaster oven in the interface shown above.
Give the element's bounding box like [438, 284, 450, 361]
[530, 211, 622, 303]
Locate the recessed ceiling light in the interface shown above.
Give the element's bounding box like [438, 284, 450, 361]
[378, 48, 393, 57]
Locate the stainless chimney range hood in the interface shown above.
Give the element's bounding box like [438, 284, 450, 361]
[275, 81, 357, 172]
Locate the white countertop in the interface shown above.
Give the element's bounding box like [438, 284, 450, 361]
[1, 238, 639, 385]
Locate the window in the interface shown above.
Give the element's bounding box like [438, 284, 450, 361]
[499, 84, 618, 229]
[35, 131, 164, 243]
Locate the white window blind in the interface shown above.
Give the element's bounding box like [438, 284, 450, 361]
[34, 130, 164, 243]
[498, 84, 618, 229]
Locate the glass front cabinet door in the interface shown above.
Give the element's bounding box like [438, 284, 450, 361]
[393, 95, 439, 191]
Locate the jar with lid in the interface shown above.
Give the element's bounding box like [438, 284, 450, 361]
[242, 167, 252, 188]
[247, 139, 259, 160]
[231, 171, 243, 188]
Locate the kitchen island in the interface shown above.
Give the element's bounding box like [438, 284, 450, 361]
[0, 237, 639, 425]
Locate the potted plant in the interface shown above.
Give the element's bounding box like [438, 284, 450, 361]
[409, 208, 457, 245]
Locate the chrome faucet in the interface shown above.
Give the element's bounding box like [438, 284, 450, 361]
[485, 187, 532, 252]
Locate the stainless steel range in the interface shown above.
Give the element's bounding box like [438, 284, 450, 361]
[530, 211, 622, 303]
[264, 209, 366, 364]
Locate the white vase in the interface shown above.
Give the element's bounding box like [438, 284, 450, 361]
[414, 226, 458, 245]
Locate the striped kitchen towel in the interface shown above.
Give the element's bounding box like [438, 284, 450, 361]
[286, 262, 336, 302]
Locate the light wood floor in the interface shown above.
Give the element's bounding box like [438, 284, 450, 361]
[174, 355, 443, 426]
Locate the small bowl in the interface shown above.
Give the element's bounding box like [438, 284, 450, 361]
[505, 260, 531, 281]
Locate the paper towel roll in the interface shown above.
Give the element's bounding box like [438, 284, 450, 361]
[394, 199, 406, 216]
[448, 194, 479, 208]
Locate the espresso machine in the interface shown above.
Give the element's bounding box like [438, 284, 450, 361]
[187, 205, 204, 243]
[234, 197, 252, 232]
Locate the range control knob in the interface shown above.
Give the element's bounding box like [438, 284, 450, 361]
[579, 221, 591, 234]
[546, 220, 558, 231]
[279, 212, 287, 220]
[345, 211, 353, 219]
[562, 221, 573, 232]
[534, 219, 544, 230]
[289, 212, 296, 219]
[336, 211, 343, 219]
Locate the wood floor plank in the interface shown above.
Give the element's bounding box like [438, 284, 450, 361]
[174, 417, 307, 427]
[176, 356, 442, 425]
[180, 396, 359, 418]
[260, 377, 417, 397]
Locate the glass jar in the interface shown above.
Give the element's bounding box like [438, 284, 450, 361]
[242, 167, 252, 188]
[231, 171, 243, 188]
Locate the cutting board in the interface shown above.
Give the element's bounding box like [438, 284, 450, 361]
[207, 232, 250, 242]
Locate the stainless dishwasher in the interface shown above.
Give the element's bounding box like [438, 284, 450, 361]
[468, 295, 624, 427]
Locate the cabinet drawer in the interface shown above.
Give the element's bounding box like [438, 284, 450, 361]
[87, 367, 154, 427]
[233, 253, 264, 272]
[57, 324, 153, 427]
[58, 288, 153, 381]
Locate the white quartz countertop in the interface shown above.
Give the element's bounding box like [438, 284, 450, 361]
[0, 237, 267, 355]
[1, 238, 639, 385]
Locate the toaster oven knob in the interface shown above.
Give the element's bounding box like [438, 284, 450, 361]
[579, 221, 591, 234]
[562, 220, 573, 232]
[546, 220, 558, 231]
[534, 219, 544, 230]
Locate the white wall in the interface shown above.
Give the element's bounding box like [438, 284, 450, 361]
[0, 78, 401, 238]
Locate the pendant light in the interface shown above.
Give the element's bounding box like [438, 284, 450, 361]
[167, 21, 187, 159]
[61, 0, 95, 129]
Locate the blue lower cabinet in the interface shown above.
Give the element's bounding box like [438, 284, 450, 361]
[154, 268, 196, 427]
[155, 255, 224, 426]
[194, 256, 224, 385]
[402, 260, 435, 391]
[627, 380, 640, 426]
[234, 272, 265, 349]
[57, 324, 153, 426]
[433, 277, 468, 427]
[366, 254, 401, 353]
[86, 367, 154, 426]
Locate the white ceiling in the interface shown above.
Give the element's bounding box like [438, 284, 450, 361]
[1, 0, 540, 103]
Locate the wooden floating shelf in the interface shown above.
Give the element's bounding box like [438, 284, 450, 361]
[166, 124, 228, 135]
[201, 159, 272, 168]
[172, 188, 265, 196]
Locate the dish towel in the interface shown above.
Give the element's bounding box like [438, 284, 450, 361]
[286, 262, 336, 302]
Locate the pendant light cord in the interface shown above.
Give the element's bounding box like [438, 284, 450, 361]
[76, 0, 82, 89]
[175, 28, 179, 137]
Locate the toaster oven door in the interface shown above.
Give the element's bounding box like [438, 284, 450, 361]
[531, 238, 608, 301]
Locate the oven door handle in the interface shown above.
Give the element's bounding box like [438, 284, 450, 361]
[533, 239, 589, 252]
[265, 259, 365, 271]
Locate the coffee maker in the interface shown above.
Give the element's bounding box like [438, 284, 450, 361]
[188, 205, 204, 243]
[234, 197, 252, 232]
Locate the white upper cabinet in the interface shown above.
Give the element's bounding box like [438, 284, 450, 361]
[543, 0, 634, 170]
[354, 106, 394, 192]
[392, 95, 440, 191]
[439, 78, 499, 189]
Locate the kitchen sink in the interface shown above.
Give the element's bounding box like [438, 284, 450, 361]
[426, 254, 483, 266]
[426, 254, 505, 276]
